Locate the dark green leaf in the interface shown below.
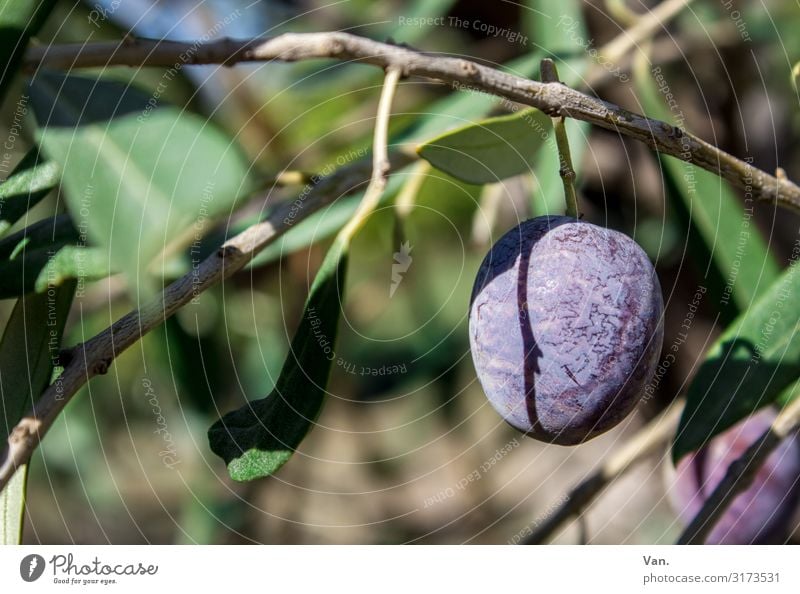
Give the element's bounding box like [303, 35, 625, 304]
[209, 237, 349, 481]
[0, 150, 59, 237]
[29, 71, 255, 292]
[0, 215, 112, 299]
[0, 281, 74, 542]
[0, 0, 56, 104]
[418, 109, 552, 184]
[673, 263, 800, 462]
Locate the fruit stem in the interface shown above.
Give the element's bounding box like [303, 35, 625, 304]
[540, 59, 580, 219]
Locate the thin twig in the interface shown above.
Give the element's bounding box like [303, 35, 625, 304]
[340, 66, 402, 241]
[24, 31, 800, 210]
[676, 397, 800, 545]
[523, 399, 685, 544]
[596, 0, 695, 73]
[540, 59, 579, 218]
[0, 149, 414, 493]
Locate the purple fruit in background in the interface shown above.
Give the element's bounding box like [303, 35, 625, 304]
[668, 408, 800, 544]
[469, 216, 663, 445]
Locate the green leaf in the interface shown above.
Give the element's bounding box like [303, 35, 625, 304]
[673, 263, 800, 462]
[0, 465, 27, 544]
[417, 109, 551, 184]
[0, 282, 75, 543]
[0, 215, 112, 299]
[208, 237, 349, 481]
[29, 71, 255, 292]
[524, 0, 585, 57]
[0, 0, 56, 104]
[0, 150, 59, 237]
[634, 61, 779, 311]
[523, 0, 591, 215]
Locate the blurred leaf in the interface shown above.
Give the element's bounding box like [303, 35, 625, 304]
[673, 263, 800, 462]
[248, 173, 406, 269]
[635, 60, 779, 311]
[523, 0, 591, 215]
[418, 109, 551, 184]
[29, 71, 255, 292]
[0, 215, 112, 299]
[531, 116, 589, 216]
[524, 0, 584, 55]
[0, 281, 74, 542]
[208, 237, 349, 481]
[0, 150, 60, 237]
[0, 0, 56, 103]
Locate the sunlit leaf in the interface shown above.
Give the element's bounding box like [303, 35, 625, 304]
[418, 109, 551, 184]
[29, 71, 255, 293]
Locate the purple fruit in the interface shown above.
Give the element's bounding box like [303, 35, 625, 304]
[668, 408, 800, 544]
[469, 216, 663, 444]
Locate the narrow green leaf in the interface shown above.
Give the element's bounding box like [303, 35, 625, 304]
[208, 237, 349, 481]
[673, 263, 800, 462]
[418, 109, 551, 184]
[635, 61, 779, 311]
[0, 465, 27, 544]
[0, 0, 56, 104]
[0, 282, 75, 543]
[0, 150, 59, 237]
[29, 71, 255, 292]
